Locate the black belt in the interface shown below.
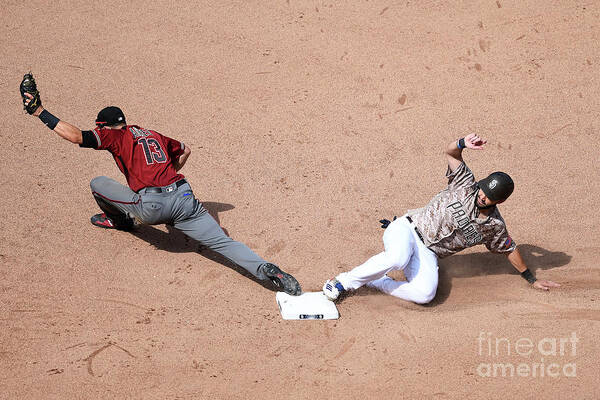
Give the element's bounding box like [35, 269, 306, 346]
[143, 179, 187, 194]
[405, 215, 425, 243]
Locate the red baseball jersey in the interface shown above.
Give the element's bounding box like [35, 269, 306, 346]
[81, 125, 185, 192]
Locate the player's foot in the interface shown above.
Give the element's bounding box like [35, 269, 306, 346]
[90, 213, 134, 231]
[323, 278, 346, 301]
[91, 213, 117, 229]
[260, 263, 302, 296]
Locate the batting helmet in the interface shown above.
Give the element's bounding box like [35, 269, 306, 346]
[478, 172, 514, 201]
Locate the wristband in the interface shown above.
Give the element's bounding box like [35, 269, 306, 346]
[39, 109, 60, 130]
[457, 137, 466, 149]
[520, 268, 537, 284]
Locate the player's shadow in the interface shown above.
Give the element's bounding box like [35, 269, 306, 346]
[129, 201, 276, 292]
[428, 244, 571, 306]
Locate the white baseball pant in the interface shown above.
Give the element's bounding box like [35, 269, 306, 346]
[336, 216, 439, 304]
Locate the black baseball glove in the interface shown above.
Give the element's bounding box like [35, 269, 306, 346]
[20, 73, 42, 114]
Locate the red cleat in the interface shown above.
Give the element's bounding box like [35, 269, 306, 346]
[90, 213, 117, 229]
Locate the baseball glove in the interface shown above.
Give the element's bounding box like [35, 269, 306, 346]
[20, 73, 42, 114]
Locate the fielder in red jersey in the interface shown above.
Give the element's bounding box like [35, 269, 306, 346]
[87, 122, 186, 192]
[22, 90, 301, 296]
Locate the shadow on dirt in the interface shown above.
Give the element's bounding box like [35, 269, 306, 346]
[129, 201, 276, 293]
[429, 244, 571, 306]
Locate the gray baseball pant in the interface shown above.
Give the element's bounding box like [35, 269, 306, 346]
[90, 176, 268, 279]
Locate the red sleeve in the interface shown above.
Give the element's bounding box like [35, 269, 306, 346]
[156, 132, 185, 158]
[93, 127, 121, 153]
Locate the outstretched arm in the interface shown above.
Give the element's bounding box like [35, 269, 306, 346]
[25, 93, 83, 144]
[445, 133, 487, 172]
[506, 247, 561, 291]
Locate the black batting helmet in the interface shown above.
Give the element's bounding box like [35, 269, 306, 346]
[478, 172, 514, 201]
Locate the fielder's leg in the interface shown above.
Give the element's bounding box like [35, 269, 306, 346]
[175, 207, 266, 276]
[172, 187, 301, 295]
[89, 176, 141, 229]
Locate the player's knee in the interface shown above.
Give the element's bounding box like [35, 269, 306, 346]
[386, 250, 411, 269]
[90, 176, 110, 192]
[202, 234, 234, 249]
[411, 288, 437, 304]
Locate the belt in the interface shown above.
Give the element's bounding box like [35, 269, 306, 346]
[405, 215, 425, 243]
[143, 179, 187, 194]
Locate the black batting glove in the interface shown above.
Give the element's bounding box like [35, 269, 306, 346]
[379, 216, 397, 229]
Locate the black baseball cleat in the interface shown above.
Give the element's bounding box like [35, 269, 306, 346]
[260, 263, 302, 296]
[90, 213, 134, 231]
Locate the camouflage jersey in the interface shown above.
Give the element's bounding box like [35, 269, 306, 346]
[405, 162, 516, 258]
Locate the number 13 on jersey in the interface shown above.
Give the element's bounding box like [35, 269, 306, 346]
[138, 137, 166, 165]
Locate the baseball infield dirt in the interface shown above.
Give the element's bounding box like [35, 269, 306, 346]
[1, 1, 598, 398]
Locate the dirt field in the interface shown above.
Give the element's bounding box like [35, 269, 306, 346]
[1, 1, 599, 398]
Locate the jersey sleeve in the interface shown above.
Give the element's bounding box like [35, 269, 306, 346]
[485, 225, 517, 254]
[159, 133, 185, 158]
[446, 162, 476, 190]
[79, 130, 98, 148]
[79, 127, 120, 152]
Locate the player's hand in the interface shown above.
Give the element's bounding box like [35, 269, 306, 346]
[23, 93, 43, 116]
[464, 133, 487, 150]
[532, 280, 561, 291]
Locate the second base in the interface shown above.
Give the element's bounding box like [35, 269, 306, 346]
[276, 291, 340, 320]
